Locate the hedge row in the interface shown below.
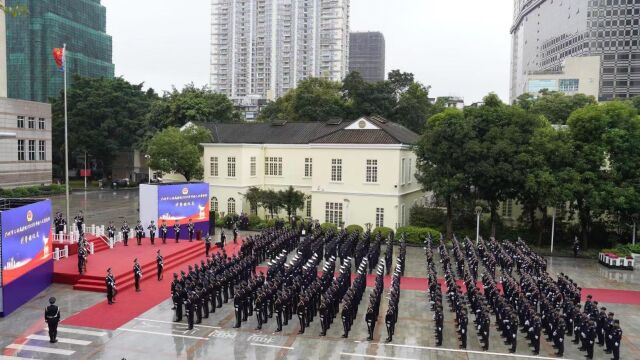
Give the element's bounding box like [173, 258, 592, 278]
[601, 243, 640, 257]
[396, 226, 441, 245]
[0, 184, 65, 198]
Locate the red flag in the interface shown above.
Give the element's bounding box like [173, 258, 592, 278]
[52, 48, 65, 71]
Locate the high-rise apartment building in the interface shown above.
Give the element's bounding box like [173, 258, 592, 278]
[510, 0, 640, 102]
[349, 32, 385, 82]
[210, 0, 350, 101]
[6, 0, 114, 102]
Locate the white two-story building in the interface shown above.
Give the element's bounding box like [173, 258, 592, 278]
[196, 116, 425, 229]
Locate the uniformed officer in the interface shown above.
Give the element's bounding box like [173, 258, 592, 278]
[156, 250, 164, 280]
[385, 307, 395, 343]
[366, 305, 377, 341]
[44, 297, 60, 343]
[186, 291, 195, 330]
[78, 245, 87, 274]
[586, 319, 596, 359]
[555, 316, 566, 357]
[205, 234, 212, 256]
[233, 224, 238, 244]
[274, 294, 283, 332]
[174, 221, 181, 243]
[297, 297, 307, 334]
[187, 219, 195, 242]
[54, 212, 66, 234]
[135, 220, 144, 246]
[611, 320, 622, 360]
[148, 220, 157, 245]
[121, 221, 130, 246]
[160, 220, 168, 244]
[220, 230, 226, 247]
[106, 268, 116, 304]
[434, 305, 444, 346]
[133, 258, 142, 292]
[107, 221, 116, 243]
[74, 211, 84, 234]
[233, 288, 243, 328]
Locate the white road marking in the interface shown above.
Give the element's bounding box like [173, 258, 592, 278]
[27, 335, 91, 346]
[0, 355, 42, 360]
[134, 317, 221, 329]
[54, 327, 108, 337]
[118, 328, 208, 340]
[373, 342, 576, 360]
[5, 344, 75, 356]
[341, 353, 417, 360]
[250, 343, 294, 350]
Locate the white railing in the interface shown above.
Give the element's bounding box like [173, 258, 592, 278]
[53, 245, 69, 261]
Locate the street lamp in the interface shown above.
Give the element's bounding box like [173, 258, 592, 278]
[365, 223, 372, 232]
[632, 213, 639, 245]
[144, 154, 151, 184]
[474, 206, 483, 245]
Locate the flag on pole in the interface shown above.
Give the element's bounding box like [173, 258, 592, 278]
[52, 48, 65, 71]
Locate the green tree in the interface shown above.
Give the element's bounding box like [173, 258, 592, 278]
[415, 108, 472, 239]
[391, 82, 433, 133]
[258, 78, 348, 122]
[51, 76, 157, 177]
[260, 189, 283, 218]
[464, 93, 547, 237]
[278, 186, 307, 218]
[1, 4, 29, 16]
[387, 70, 415, 98]
[243, 187, 263, 216]
[342, 71, 395, 118]
[145, 127, 211, 181]
[148, 83, 240, 129]
[631, 95, 640, 112]
[526, 91, 597, 124]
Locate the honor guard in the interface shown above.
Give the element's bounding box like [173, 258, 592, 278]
[148, 220, 157, 245]
[233, 224, 238, 244]
[233, 287, 242, 328]
[74, 211, 84, 234]
[156, 250, 164, 280]
[54, 212, 66, 234]
[77, 245, 87, 274]
[220, 230, 226, 247]
[133, 258, 142, 292]
[174, 221, 181, 243]
[205, 234, 212, 257]
[107, 221, 116, 243]
[106, 268, 116, 304]
[434, 305, 444, 346]
[611, 320, 622, 360]
[187, 219, 195, 242]
[121, 221, 130, 246]
[185, 291, 195, 330]
[135, 220, 144, 245]
[160, 220, 168, 244]
[44, 297, 60, 343]
[366, 305, 377, 341]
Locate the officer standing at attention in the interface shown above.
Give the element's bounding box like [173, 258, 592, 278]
[220, 230, 226, 247]
[233, 287, 243, 328]
[133, 258, 142, 292]
[174, 221, 181, 243]
[121, 220, 130, 246]
[106, 268, 116, 304]
[435, 305, 444, 346]
[44, 297, 60, 343]
[107, 221, 116, 243]
[77, 245, 87, 274]
[156, 250, 164, 280]
[611, 320, 622, 360]
[74, 210, 84, 234]
[233, 224, 238, 244]
[205, 234, 212, 257]
[160, 220, 168, 244]
[148, 220, 157, 245]
[135, 220, 144, 246]
[187, 219, 195, 242]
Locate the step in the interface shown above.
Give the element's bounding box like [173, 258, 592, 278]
[73, 245, 205, 292]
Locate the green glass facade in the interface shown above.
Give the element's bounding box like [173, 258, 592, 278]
[6, 0, 114, 102]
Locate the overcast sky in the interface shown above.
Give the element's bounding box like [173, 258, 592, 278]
[102, 0, 513, 103]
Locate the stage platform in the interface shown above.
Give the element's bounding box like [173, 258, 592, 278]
[53, 238, 209, 292]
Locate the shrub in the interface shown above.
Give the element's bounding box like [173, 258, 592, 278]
[396, 226, 441, 245]
[10, 187, 30, 197]
[410, 205, 447, 230]
[320, 222, 338, 233]
[373, 226, 394, 240]
[601, 247, 631, 257]
[345, 224, 363, 235]
[248, 214, 262, 228]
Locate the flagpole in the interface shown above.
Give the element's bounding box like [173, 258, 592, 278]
[63, 43, 70, 233]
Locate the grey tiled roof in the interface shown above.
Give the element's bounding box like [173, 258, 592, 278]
[196, 116, 418, 145]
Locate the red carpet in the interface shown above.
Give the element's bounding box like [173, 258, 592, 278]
[60, 240, 242, 330]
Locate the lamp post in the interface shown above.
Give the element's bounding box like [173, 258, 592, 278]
[144, 154, 151, 184]
[474, 206, 482, 246]
[550, 207, 557, 254]
[632, 213, 639, 245]
[365, 222, 372, 232]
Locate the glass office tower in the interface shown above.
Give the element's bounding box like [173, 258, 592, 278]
[6, 0, 114, 102]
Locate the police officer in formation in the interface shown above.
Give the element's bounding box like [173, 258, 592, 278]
[44, 297, 60, 343]
[74, 211, 84, 234]
[121, 220, 130, 246]
[160, 220, 168, 244]
[156, 250, 164, 281]
[78, 243, 87, 274]
[187, 219, 195, 242]
[107, 221, 116, 243]
[135, 220, 144, 246]
[148, 220, 157, 245]
[54, 211, 66, 235]
[133, 258, 142, 292]
[173, 221, 181, 243]
[105, 268, 116, 304]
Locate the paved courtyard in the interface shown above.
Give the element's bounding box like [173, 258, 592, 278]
[0, 189, 638, 359]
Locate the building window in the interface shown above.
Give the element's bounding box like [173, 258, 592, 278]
[227, 157, 236, 177]
[401, 158, 406, 185]
[228, 198, 236, 214]
[325, 202, 343, 226]
[28, 140, 36, 161]
[27, 117, 35, 129]
[250, 156, 256, 176]
[17, 140, 25, 161]
[17, 116, 24, 128]
[38, 118, 46, 130]
[376, 208, 384, 227]
[331, 159, 342, 182]
[559, 79, 579, 92]
[211, 197, 218, 212]
[400, 204, 406, 226]
[501, 200, 513, 218]
[306, 198, 312, 218]
[407, 158, 413, 184]
[38, 140, 46, 160]
[304, 158, 313, 177]
[265, 157, 283, 176]
[210, 157, 219, 177]
[366, 159, 378, 183]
